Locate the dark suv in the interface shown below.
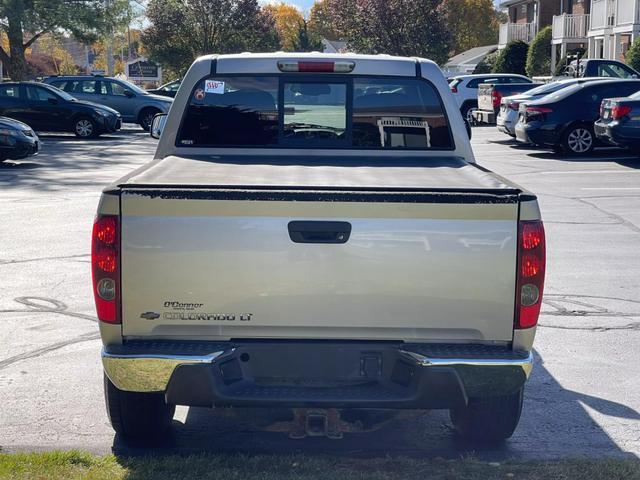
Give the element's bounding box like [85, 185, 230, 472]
[0, 82, 121, 138]
[44, 75, 172, 130]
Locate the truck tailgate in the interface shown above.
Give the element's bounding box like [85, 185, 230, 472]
[119, 156, 520, 342]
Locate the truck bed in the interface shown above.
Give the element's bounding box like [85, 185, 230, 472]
[118, 155, 520, 193]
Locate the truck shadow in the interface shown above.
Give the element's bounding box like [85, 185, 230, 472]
[111, 350, 638, 460]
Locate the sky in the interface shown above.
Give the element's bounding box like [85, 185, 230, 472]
[259, 0, 315, 12]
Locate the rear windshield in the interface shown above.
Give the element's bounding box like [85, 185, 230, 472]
[177, 76, 454, 150]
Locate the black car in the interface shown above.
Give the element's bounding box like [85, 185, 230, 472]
[146, 79, 181, 98]
[594, 93, 640, 152]
[0, 82, 122, 138]
[0, 116, 39, 162]
[515, 79, 640, 154]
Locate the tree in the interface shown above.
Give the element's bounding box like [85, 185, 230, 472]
[38, 34, 78, 75]
[525, 26, 552, 77]
[326, 0, 452, 65]
[473, 50, 499, 73]
[492, 40, 528, 75]
[626, 37, 640, 72]
[263, 2, 304, 52]
[444, 0, 500, 55]
[0, 0, 131, 80]
[142, 0, 280, 77]
[292, 20, 323, 52]
[308, 0, 341, 41]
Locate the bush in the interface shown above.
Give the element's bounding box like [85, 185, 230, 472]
[626, 37, 640, 72]
[526, 26, 552, 76]
[492, 40, 529, 75]
[474, 51, 499, 74]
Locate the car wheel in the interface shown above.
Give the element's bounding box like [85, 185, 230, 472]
[450, 387, 524, 442]
[74, 117, 97, 139]
[103, 373, 175, 440]
[562, 124, 594, 155]
[139, 108, 160, 132]
[461, 104, 477, 126]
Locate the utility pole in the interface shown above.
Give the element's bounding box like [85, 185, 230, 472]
[106, 0, 114, 75]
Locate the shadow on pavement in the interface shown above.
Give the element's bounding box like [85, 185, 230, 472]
[522, 147, 640, 168]
[111, 350, 639, 460]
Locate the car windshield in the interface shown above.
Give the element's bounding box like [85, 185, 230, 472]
[525, 81, 573, 96]
[116, 79, 147, 95]
[44, 84, 76, 102]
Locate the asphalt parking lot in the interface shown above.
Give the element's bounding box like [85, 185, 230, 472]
[0, 126, 639, 459]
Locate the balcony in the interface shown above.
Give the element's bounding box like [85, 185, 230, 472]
[499, 22, 538, 47]
[590, 0, 616, 29]
[615, 0, 639, 25]
[552, 14, 590, 42]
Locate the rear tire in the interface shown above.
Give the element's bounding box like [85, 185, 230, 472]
[450, 387, 524, 442]
[104, 373, 175, 440]
[561, 124, 594, 155]
[461, 103, 477, 125]
[139, 108, 160, 131]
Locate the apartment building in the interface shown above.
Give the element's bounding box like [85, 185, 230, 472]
[552, 0, 591, 70]
[499, 0, 560, 47]
[587, 0, 640, 60]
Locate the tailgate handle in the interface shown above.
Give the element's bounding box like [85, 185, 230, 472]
[288, 221, 351, 244]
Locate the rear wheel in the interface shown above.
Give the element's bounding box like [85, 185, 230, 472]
[104, 374, 175, 440]
[139, 108, 160, 131]
[562, 124, 594, 155]
[461, 103, 477, 125]
[450, 387, 524, 442]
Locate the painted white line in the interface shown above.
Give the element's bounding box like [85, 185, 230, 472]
[541, 169, 640, 174]
[581, 187, 640, 190]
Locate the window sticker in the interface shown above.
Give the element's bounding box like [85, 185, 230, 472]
[204, 80, 225, 94]
[194, 88, 205, 101]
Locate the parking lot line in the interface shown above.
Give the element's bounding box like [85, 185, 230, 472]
[581, 187, 640, 190]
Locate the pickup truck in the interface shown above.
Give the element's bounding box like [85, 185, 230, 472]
[94, 53, 545, 443]
[472, 82, 541, 124]
[557, 58, 639, 79]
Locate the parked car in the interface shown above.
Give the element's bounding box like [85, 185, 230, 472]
[96, 53, 545, 443]
[0, 116, 39, 162]
[44, 75, 172, 131]
[515, 79, 640, 154]
[497, 78, 599, 137]
[448, 73, 532, 122]
[147, 79, 181, 98]
[595, 92, 640, 152]
[557, 59, 639, 79]
[0, 82, 121, 138]
[473, 81, 541, 125]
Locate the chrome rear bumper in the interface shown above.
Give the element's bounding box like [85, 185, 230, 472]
[102, 341, 533, 408]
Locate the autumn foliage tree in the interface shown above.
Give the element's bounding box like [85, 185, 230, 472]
[308, 0, 341, 41]
[444, 0, 500, 54]
[0, 0, 131, 80]
[142, 0, 280, 76]
[263, 2, 304, 52]
[325, 0, 451, 65]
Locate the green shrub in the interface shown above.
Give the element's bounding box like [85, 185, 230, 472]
[626, 37, 640, 72]
[492, 40, 529, 75]
[474, 51, 499, 73]
[526, 26, 552, 76]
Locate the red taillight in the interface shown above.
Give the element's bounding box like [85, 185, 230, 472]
[508, 101, 520, 111]
[492, 90, 503, 109]
[515, 220, 545, 329]
[525, 106, 553, 119]
[277, 60, 355, 73]
[450, 86, 458, 93]
[92, 214, 120, 324]
[611, 104, 632, 120]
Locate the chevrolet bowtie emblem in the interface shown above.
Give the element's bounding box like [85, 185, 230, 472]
[140, 311, 160, 320]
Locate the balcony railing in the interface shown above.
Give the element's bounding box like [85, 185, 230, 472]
[552, 14, 590, 40]
[616, 0, 638, 25]
[499, 22, 538, 46]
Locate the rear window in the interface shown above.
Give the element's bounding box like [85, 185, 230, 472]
[177, 76, 453, 150]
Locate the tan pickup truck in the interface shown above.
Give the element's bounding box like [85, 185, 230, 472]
[93, 53, 545, 443]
